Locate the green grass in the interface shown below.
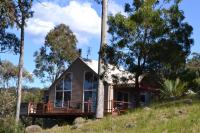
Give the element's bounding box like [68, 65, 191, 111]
[42, 97, 200, 133]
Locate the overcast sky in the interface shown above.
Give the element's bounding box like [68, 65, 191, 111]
[1, 0, 200, 88]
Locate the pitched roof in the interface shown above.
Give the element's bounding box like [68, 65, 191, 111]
[49, 57, 139, 89]
[81, 58, 136, 84]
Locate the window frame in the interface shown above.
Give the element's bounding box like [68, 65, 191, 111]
[83, 71, 98, 112]
[54, 72, 73, 108]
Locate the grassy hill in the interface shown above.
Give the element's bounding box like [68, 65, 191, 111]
[42, 97, 200, 133]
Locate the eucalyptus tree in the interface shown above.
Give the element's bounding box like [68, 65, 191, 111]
[34, 24, 78, 83]
[13, 0, 34, 123]
[106, 0, 193, 105]
[95, 0, 108, 119]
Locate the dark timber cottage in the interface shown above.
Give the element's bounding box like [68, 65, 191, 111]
[20, 57, 158, 118]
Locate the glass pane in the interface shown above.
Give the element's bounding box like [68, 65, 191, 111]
[93, 75, 98, 90]
[64, 91, 71, 102]
[56, 80, 63, 91]
[55, 92, 63, 107]
[84, 91, 92, 101]
[63, 92, 71, 107]
[84, 91, 96, 112]
[84, 72, 93, 90]
[64, 73, 72, 91]
[92, 91, 97, 102]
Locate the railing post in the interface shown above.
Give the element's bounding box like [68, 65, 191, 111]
[87, 101, 89, 113]
[111, 100, 114, 112]
[28, 102, 30, 115]
[67, 100, 70, 109]
[42, 103, 45, 114]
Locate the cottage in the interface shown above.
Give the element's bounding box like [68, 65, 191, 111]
[20, 57, 159, 117]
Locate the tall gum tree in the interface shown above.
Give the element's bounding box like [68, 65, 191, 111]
[96, 0, 108, 119]
[14, 0, 33, 123]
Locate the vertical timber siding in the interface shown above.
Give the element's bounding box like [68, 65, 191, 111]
[48, 58, 98, 108]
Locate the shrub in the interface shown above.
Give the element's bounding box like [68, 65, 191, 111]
[160, 78, 187, 99]
[0, 117, 24, 133]
[0, 90, 16, 118]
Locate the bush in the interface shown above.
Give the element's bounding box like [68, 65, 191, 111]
[160, 78, 187, 99]
[0, 117, 24, 133]
[0, 90, 16, 118]
[0, 90, 24, 132]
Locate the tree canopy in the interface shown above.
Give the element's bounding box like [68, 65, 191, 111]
[34, 24, 79, 83]
[0, 0, 20, 54]
[0, 60, 33, 88]
[106, 0, 193, 104]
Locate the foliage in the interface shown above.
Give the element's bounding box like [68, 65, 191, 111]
[0, 88, 44, 117]
[176, 68, 200, 93]
[0, 60, 33, 88]
[13, 0, 34, 28]
[0, 88, 44, 130]
[0, 0, 20, 54]
[0, 90, 24, 133]
[0, 90, 16, 118]
[0, 117, 24, 133]
[34, 24, 79, 83]
[160, 78, 187, 99]
[106, 0, 193, 95]
[182, 52, 200, 92]
[22, 89, 43, 103]
[187, 52, 200, 70]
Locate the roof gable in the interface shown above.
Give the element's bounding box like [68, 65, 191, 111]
[49, 57, 137, 89]
[81, 58, 136, 84]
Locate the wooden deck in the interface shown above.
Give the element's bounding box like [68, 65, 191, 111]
[20, 100, 132, 118]
[20, 100, 94, 118]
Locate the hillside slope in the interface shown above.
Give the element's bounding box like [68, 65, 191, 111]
[42, 98, 200, 133]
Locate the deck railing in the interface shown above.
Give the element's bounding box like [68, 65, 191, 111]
[104, 100, 132, 113]
[20, 100, 132, 116]
[26, 100, 94, 115]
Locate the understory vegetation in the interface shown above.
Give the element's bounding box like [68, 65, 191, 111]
[0, 89, 44, 133]
[42, 96, 200, 133]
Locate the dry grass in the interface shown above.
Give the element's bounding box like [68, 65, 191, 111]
[42, 97, 200, 133]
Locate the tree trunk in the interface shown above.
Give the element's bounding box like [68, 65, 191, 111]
[96, 0, 108, 119]
[15, 16, 25, 123]
[134, 73, 140, 106]
[135, 55, 141, 107]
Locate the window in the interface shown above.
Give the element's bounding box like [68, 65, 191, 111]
[64, 73, 72, 91]
[84, 71, 98, 112]
[84, 72, 93, 90]
[116, 91, 129, 109]
[116, 92, 129, 102]
[55, 73, 72, 108]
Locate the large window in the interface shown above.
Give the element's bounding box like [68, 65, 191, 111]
[84, 71, 98, 112]
[55, 73, 72, 107]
